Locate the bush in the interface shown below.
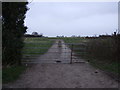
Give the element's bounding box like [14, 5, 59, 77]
[2, 2, 28, 66]
[86, 37, 117, 61]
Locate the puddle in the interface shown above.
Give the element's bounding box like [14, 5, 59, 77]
[56, 60, 62, 63]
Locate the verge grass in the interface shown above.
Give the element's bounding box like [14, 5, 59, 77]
[3, 66, 26, 84]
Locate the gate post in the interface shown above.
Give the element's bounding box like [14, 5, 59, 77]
[70, 44, 73, 64]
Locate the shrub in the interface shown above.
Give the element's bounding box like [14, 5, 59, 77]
[86, 37, 117, 61]
[2, 2, 28, 66]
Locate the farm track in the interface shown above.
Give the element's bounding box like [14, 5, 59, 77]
[3, 40, 119, 88]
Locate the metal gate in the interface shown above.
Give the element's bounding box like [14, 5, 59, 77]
[66, 43, 87, 64]
[22, 39, 87, 64]
[22, 39, 73, 64]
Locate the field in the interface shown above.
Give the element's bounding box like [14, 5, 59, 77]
[62, 37, 119, 76]
[22, 37, 54, 62]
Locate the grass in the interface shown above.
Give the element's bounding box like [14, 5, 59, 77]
[83, 56, 119, 74]
[91, 61, 119, 74]
[62, 37, 87, 44]
[62, 37, 119, 75]
[22, 37, 54, 62]
[62, 37, 88, 50]
[2, 66, 26, 84]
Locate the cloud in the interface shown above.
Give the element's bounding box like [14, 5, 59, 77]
[25, 2, 118, 37]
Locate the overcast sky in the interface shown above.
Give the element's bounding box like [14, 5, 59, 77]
[24, 2, 118, 37]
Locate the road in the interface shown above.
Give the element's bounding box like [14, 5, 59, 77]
[3, 40, 119, 88]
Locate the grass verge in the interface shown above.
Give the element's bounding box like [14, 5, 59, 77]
[3, 66, 26, 84]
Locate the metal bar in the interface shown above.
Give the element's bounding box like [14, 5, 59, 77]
[70, 44, 73, 64]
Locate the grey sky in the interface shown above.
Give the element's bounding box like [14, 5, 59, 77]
[24, 2, 118, 37]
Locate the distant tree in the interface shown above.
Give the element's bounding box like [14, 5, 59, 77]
[32, 32, 39, 36]
[2, 2, 28, 66]
[24, 33, 43, 37]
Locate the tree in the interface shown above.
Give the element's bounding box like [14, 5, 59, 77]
[2, 2, 28, 66]
[32, 32, 39, 36]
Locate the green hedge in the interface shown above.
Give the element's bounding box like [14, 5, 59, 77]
[2, 2, 28, 66]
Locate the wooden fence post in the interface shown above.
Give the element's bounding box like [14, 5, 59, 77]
[70, 44, 73, 64]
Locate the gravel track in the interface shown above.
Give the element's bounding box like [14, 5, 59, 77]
[3, 40, 119, 88]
